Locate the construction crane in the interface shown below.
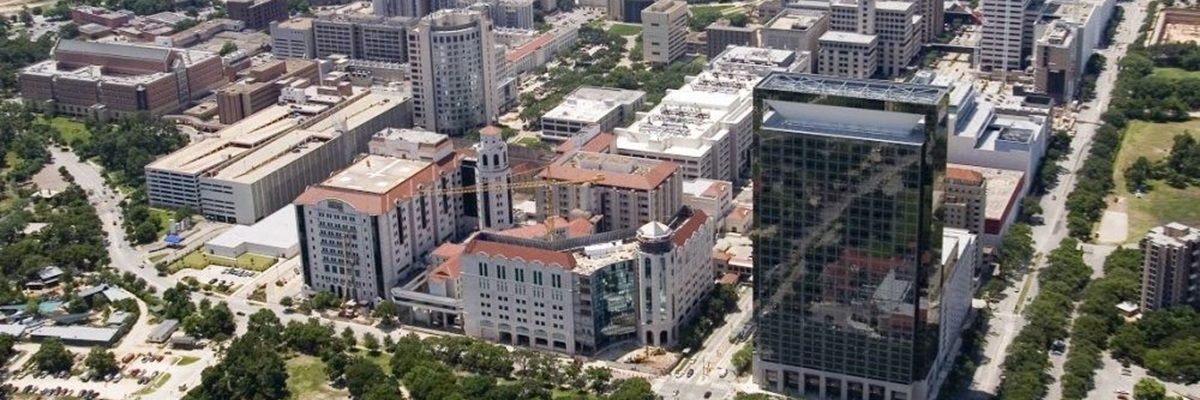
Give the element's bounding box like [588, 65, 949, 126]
[418, 173, 606, 234]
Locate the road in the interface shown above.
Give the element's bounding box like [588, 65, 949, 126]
[652, 286, 757, 399]
[968, 0, 1149, 396]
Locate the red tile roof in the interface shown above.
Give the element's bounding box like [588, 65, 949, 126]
[497, 217, 594, 240]
[672, 209, 708, 246]
[555, 132, 616, 154]
[464, 239, 576, 270]
[946, 166, 984, 186]
[505, 31, 556, 62]
[539, 152, 678, 191]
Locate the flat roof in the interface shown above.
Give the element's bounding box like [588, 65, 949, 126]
[765, 9, 827, 30]
[276, 17, 313, 29]
[323, 155, 429, 194]
[761, 100, 926, 145]
[55, 39, 172, 64]
[206, 204, 298, 252]
[819, 31, 877, 45]
[950, 164, 1024, 221]
[683, 178, 732, 199]
[877, 1, 915, 12]
[146, 106, 301, 175]
[212, 91, 403, 184]
[757, 72, 948, 106]
[373, 128, 448, 145]
[0, 324, 27, 337]
[543, 86, 645, 123]
[29, 326, 120, 343]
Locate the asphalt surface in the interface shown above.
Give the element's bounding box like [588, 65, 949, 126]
[967, 0, 1150, 396]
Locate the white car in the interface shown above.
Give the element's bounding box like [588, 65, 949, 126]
[719, 369, 729, 378]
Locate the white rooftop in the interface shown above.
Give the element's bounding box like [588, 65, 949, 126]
[206, 204, 299, 253]
[324, 155, 430, 194]
[542, 86, 645, 123]
[819, 31, 877, 45]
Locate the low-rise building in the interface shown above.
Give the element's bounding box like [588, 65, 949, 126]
[216, 59, 320, 124]
[944, 166, 987, 235]
[949, 164, 1025, 251]
[504, 26, 578, 75]
[71, 6, 134, 28]
[460, 206, 714, 354]
[1140, 223, 1200, 312]
[19, 40, 226, 119]
[540, 86, 645, 141]
[146, 88, 413, 224]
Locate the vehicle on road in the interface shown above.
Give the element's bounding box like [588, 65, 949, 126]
[719, 368, 729, 378]
[704, 391, 712, 398]
[687, 369, 694, 378]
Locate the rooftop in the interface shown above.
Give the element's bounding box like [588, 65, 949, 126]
[29, 326, 121, 343]
[55, 39, 172, 65]
[645, 0, 686, 13]
[765, 9, 827, 31]
[683, 178, 732, 199]
[757, 72, 948, 106]
[541, 151, 678, 191]
[321, 155, 429, 194]
[950, 164, 1024, 221]
[542, 86, 645, 123]
[818, 31, 877, 45]
[760, 100, 926, 145]
[206, 204, 298, 252]
[1146, 223, 1200, 246]
[877, 1, 916, 12]
[276, 17, 313, 29]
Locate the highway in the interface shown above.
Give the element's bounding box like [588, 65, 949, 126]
[967, 0, 1150, 396]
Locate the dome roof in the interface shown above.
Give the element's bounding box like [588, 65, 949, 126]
[637, 221, 672, 240]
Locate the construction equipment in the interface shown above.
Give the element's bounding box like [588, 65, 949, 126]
[417, 173, 605, 233]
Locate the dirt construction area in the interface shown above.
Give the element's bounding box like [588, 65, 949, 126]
[1152, 8, 1200, 44]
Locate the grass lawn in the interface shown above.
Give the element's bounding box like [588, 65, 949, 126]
[286, 355, 347, 400]
[1113, 119, 1200, 242]
[132, 372, 171, 397]
[40, 116, 91, 146]
[150, 208, 175, 237]
[1151, 67, 1200, 81]
[608, 23, 642, 36]
[167, 249, 278, 273]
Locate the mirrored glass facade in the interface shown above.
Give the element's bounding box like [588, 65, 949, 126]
[751, 73, 949, 400]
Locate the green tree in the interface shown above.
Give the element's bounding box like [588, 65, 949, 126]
[732, 343, 754, 375]
[372, 300, 399, 326]
[341, 326, 357, 348]
[280, 296, 294, 307]
[185, 332, 288, 400]
[727, 13, 749, 27]
[1126, 156, 1155, 191]
[585, 365, 613, 393]
[247, 308, 283, 345]
[0, 334, 16, 363]
[1134, 378, 1166, 400]
[390, 333, 429, 377]
[344, 356, 392, 398]
[33, 338, 72, 373]
[363, 332, 381, 354]
[283, 318, 340, 355]
[85, 347, 118, 376]
[607, 378, 655, 400]
[218, 41, 238, 56]
[403, 361, 459, 400]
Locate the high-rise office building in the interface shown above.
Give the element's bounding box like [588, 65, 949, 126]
[408, 9, 498, 135]
[641, 0, 688, 65]
[979, 0, 1031, 71]
[753, 73, 970, 400]
[1140, 223, 1200, 311]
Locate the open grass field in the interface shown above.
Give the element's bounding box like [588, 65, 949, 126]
[39, 116, 91, 146]
[167, 249, 277, 273]
[608, 23, 642, 36]
[1113, 119, 1200, 242]
[286, 355, 346, 400]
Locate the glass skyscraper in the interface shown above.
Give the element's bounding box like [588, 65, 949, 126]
[751, 73, 953, 400]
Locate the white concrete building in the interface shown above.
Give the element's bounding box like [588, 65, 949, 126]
[474, 126, 515, 231]
[761, 9, 829, 71]
[460, 207, 714, 354]
[681, 178, 733, 227]
[295, 152, 463, 303]
[540, 86, 645, 141]
[818, 31, 879, 78]
[616, 46, 804, 184]
[641, 0, 688, 65]
[270, 18, 315, 59]
[979, 0, 1031, 71]
[946, 82, 1048, 184]
[408, 9, 498, 135]
[145, 88, 413, 224]
[205, 204, 299, 259]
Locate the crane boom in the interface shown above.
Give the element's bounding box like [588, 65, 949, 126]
[418, 174, 605, 196]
